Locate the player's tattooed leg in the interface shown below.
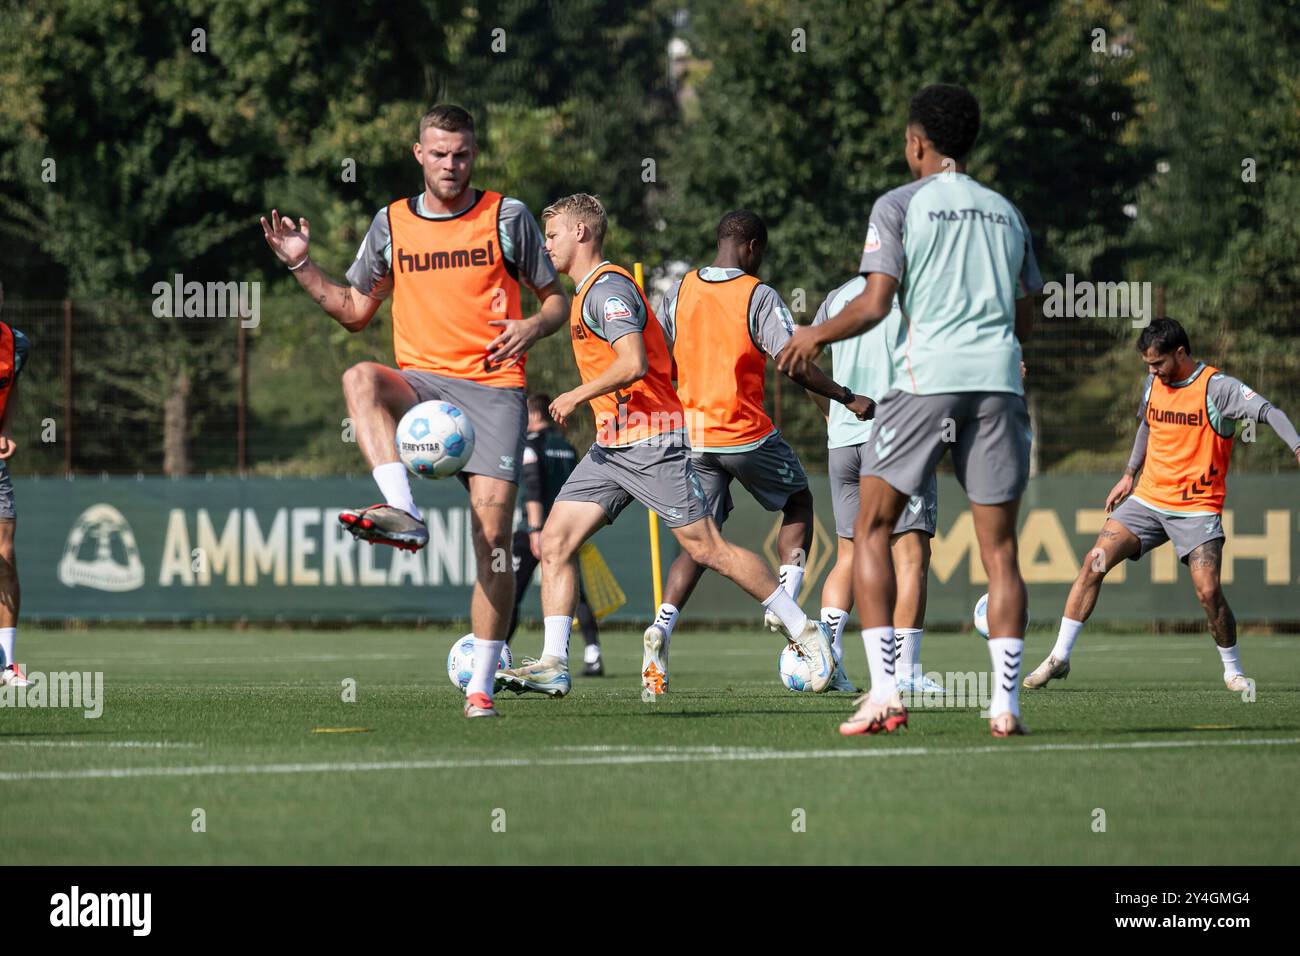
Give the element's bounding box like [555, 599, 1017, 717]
[1188, 540, 1236, 648]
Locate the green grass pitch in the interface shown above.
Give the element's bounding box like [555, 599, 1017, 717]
[2, 626, 1297, 865]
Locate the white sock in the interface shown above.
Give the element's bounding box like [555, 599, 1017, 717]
[860, 626, 897, 702]
[896, 627, 923, 680]
[0, 627, 14, 669]
[763, 587, 807, 637]
[779, 564, 805, 601]
[372, 461, 420, 519]
[583, 643, 601, 665]
[466, 637, 504, 699]
[1052, 617, 1085, 661]
[820, 607, 848, 661]
[542, 615, 572, 663]
[653, 603, 680, 641]
[1217, 643, 1242, 678]
[988, 637, 1023, 717]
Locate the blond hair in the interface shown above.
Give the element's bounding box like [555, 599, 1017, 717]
[540, 193, 607, 247]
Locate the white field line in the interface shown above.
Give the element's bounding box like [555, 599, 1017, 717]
[1, 736, 1296, 784]
[29, 654, 422, 665]
[0, 741, 199, 749]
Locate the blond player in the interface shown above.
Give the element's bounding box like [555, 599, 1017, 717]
[496, 195, 836, 700]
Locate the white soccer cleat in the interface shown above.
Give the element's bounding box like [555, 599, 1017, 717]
[0, 663, 31, 688]
[789, 619, 835, 693]
[1224, 673, 1254, 695]
[1022, 654, 1070, 689]
[641, 625, 669, 702]
[826, 659, 859, 693]
[495, 656, 571, 698]
[897, 671, 945, 694]
[763, 609, 783, 633]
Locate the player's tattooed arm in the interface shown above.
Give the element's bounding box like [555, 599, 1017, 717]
[260, 210, 382, 332]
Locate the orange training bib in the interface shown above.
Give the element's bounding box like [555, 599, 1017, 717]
[569, 263, 682, 447]
[388, 190, 524, 388]
[1134, 365, 1233, 513]
[672, 270, 773, 448]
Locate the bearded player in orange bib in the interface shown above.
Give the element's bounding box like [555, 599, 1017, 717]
[1025, 318, 1300, 694]
[261, 105, 568, 719]
[495, 194, 837, 701]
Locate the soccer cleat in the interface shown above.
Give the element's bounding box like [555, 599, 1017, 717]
[1224, 673, 1254, 694]
[641, 625, 669, 701]
[897, 671, 946, 695]
[1022, 654, 1070, 689]
[763, 609, 783, 633]
[0, 663, 31, 688]
[583, 655, 605, 677]
[338, 504, 428, 552]
[839, 692, 908, 736]
[464, 691, 498, 718]
[826, 660, 859, 693]
[495, 656, 571, 698]
[989, 712, 1030, 737]
[789, 619, 836, 693]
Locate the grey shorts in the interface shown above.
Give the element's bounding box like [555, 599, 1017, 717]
[693, 432, 809, 526]
[554, 435, 710, 529]
[399, 370, 527, 484]
[0, 466, 13, 520]
[828, 443, 937, 539]
[1110, 497, 1225, 563]
[860, 389, 1032, 505]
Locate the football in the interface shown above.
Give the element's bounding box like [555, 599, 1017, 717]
[446, 634, 514, 692]
[778, 641, 817, 692]
[395, 400, 476, 478]
[973, 592, 990, 637]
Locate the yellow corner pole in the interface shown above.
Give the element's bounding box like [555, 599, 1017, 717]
[633, 260, 665, 610]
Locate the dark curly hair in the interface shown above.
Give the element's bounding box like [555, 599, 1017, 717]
[908, 84, 981, 161]
[716, 209, 767, 247]
[1136, 318, 1191, 356]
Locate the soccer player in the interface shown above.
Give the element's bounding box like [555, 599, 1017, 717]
[644, 210, 873, 695]
[0, 281, 30, 690]
[807, 276, 943, 695]
[506, 393, 603, 675]
[1025, 318, 1300, 692]
[497, 194, 836, 698]
[781, 84, 1043, 737]
[261, 105, 568, 719]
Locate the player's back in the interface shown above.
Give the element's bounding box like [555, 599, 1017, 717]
[866, 173, 1039, 397]
[665, 267, 775, 449]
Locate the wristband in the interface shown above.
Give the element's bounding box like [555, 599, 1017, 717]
[838, 385, 854, 405]
[287, 256, 310, 272]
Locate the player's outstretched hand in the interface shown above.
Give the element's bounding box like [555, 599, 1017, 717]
[260, 209, 311, 268]
[1105, 474, 1134, 512]
[487, 317, 542, 368]
[847, 394, 876, 421]
[549, 391, 580, 427]
[0, 434, 16, 460]
[778, 326, 823, 377]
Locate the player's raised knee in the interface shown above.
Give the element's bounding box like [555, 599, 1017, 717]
[341, 361, 383, 399]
